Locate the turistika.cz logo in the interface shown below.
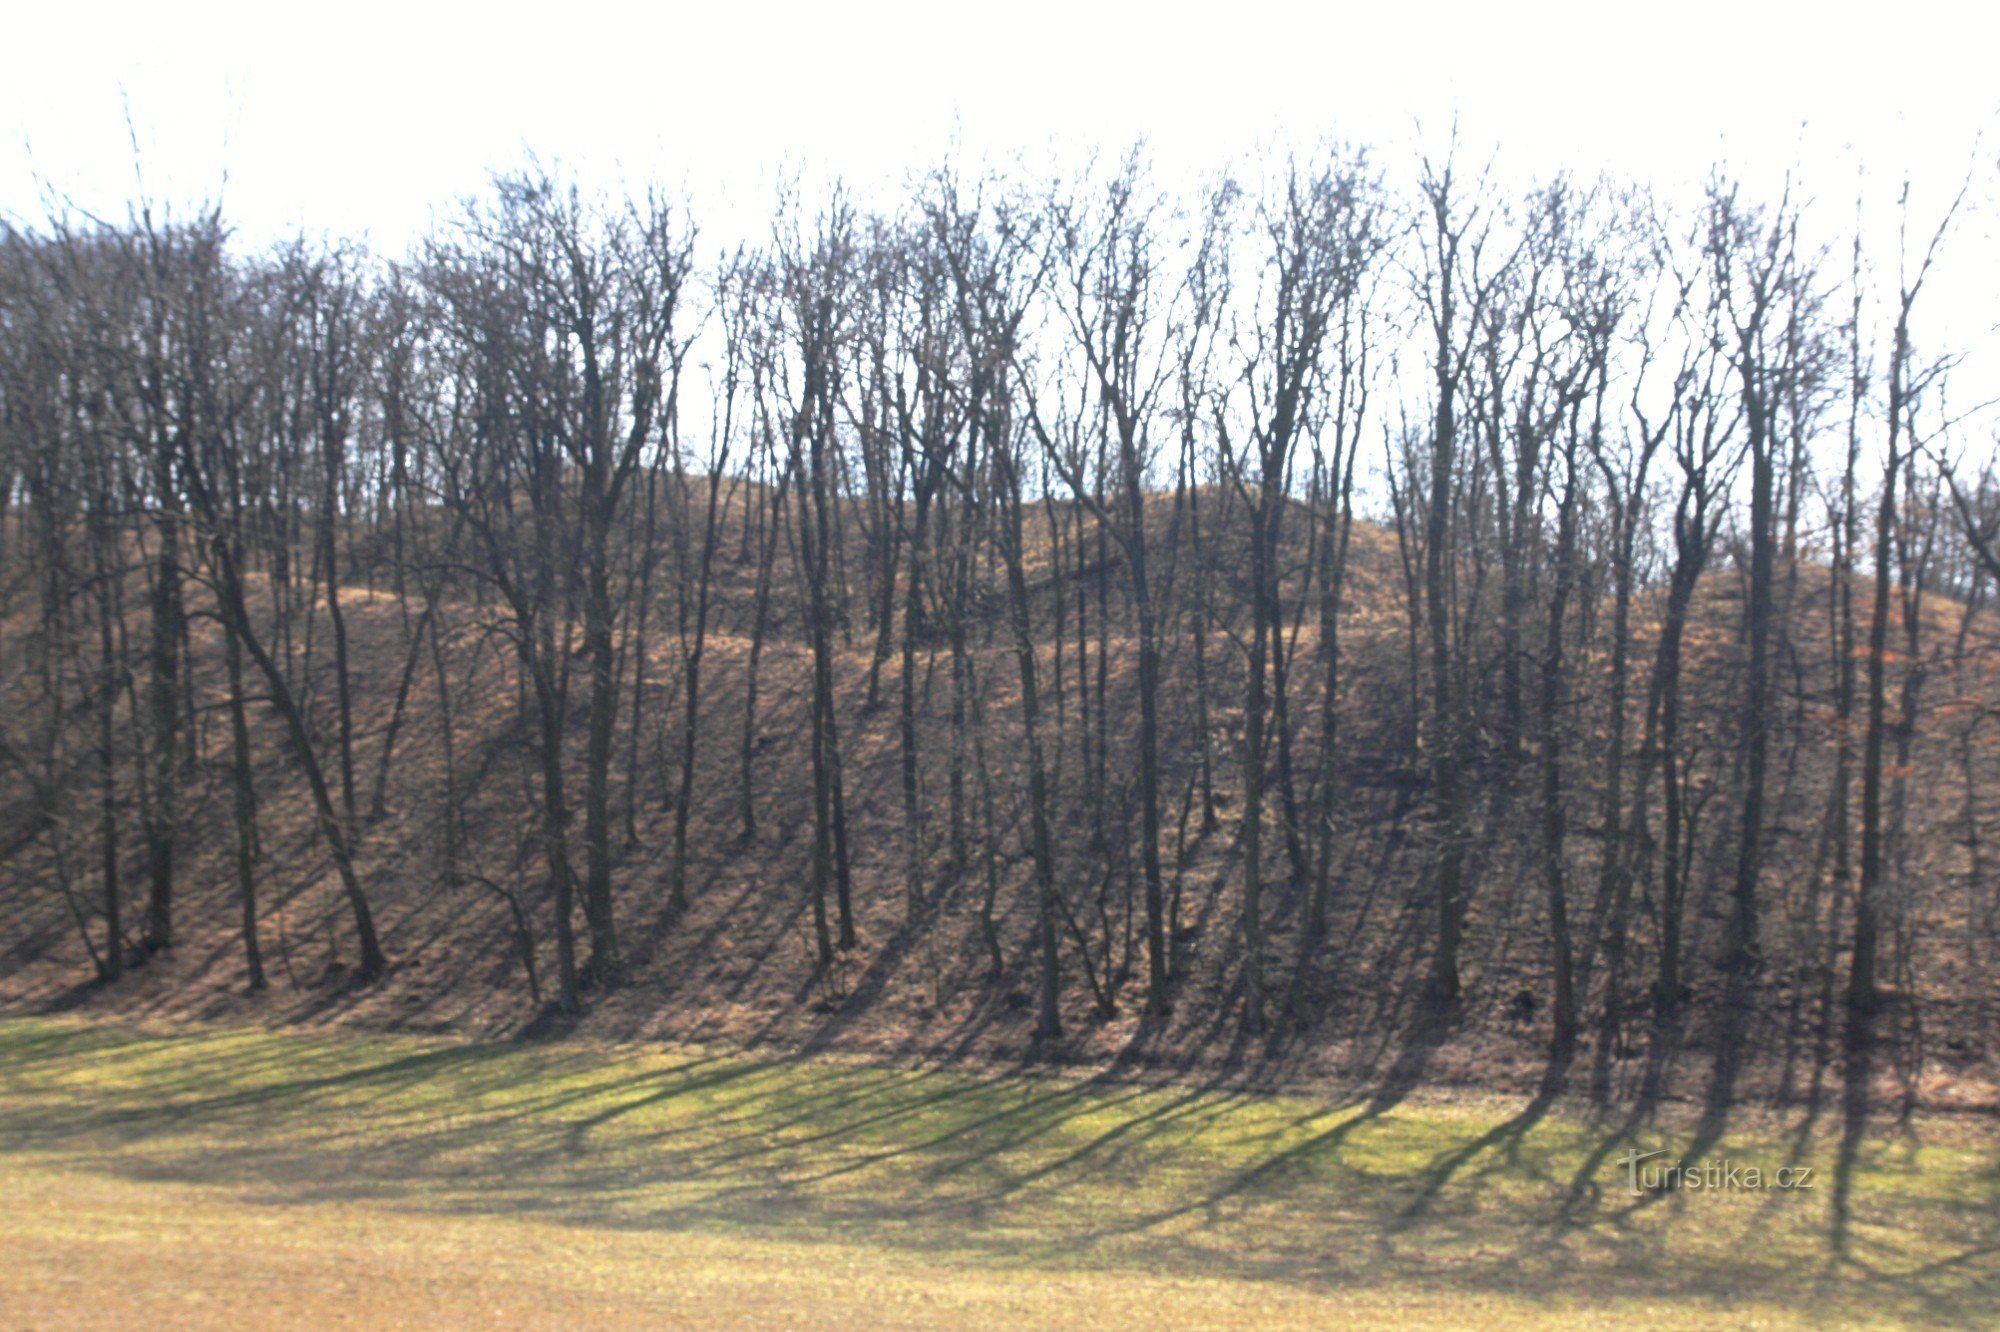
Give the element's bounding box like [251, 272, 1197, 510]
[1617, 1149, 1816, 1197]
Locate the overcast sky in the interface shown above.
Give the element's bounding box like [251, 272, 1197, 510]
[5, 0, 1994, 485]
[4, 0, 1992, 239]
[4, 0, 1995, 399]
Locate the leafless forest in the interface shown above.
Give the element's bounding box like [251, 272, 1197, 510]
[4, 145, 1998, 1109]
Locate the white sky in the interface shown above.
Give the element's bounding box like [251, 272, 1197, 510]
[3, 0, 1996, 430]
[4, 0, 1992, 240]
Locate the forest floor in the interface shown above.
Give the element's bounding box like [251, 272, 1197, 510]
[6, 505, 1999, 1115]
[1, 1016, 1994, 1329]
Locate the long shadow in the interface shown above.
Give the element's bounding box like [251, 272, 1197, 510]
[1393, 1041, 1576, 1228]
[1833, 1011, 1875, 1259]
[1553, 1033, 1681, 1228]
[1076, 1000, 1461, 1245]
[6, 1010, 1997, 1325]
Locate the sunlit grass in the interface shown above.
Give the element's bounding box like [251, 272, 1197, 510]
[0, 1016, 1993, 1328]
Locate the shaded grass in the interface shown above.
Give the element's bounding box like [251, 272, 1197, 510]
[0, 1016, 1995, 1328]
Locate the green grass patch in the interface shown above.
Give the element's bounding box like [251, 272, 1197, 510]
[0, 1016, 1993, 1328]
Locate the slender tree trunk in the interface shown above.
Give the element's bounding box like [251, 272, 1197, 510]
[223, 604, 267, 991]
[581, 513, 622, 980]
[1541, 435, 1581, 1057]
[1241, 497, 1271, 1033]
[1732, 365, 1776, 977]
[210, 543, 387, 981]
[96, 538, 124, 982]
[141, 503, 181, 952]
[1426, 313, 1469, 1004]
[670, 470, 728, 914]
[1850, 335, 1908, 1026]
[740, 465, 788, 841]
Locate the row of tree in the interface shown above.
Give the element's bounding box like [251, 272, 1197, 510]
[3, 144, 1996, 1076]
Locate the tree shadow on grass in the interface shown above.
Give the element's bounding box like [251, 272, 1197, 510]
[0, 1015, 1995, 1326]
